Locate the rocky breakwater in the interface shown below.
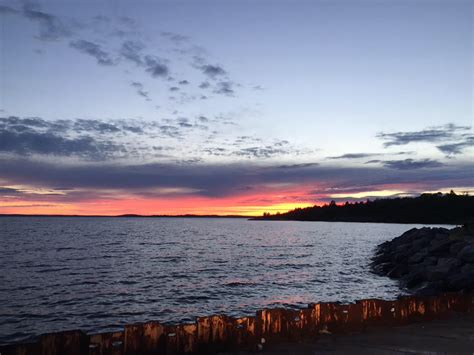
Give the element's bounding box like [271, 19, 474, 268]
[371, 223, 474, 296]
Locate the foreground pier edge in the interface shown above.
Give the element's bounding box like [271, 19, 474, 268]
[1, 292, 473, 355]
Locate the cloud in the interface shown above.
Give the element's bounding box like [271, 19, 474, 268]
[178, 80, 189, 85]
[0, 116, 201, 160]
[235, 146, 288, 159]
[161, 31, 189, 44]
[201, 64, 226, 78]
[22, 3, 72, 41]
[70, 40, 115, 66]
[0, 126, 120, 160]
[0, 157, 471, 201]
[130, 82, 151, 101]
[144, 55, 169, 78]
[0, 5, 18, 15]
[0, 187, 21, 195]
[214, 81, 235, 96]
[169, 86, 180, 92]
[383, 159, 443, 170]
[276, 163, 319, 169]
[437, 136, 473, 156]
[327, 153, 378, 160]
[120, 40, 144, 65]
[199, 81, 210, 89]
[72, 119, 122, 134]
[377, 123, 471, 147]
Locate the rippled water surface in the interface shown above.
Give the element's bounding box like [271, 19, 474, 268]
[0, 217, 444, 344]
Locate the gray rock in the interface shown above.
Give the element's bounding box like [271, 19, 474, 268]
[423, 256, 438, 266]
[436, 257, 460, 270]
[371, 224, 474, 294]
[426, 266, 450, 282]
[449, 241, 466, 255]
[408, 251, 427, 264]
[403, 269, 427, 289]
[415, 281, 445, 296]
[460, 263, 474, 274]
[447, 270, 474, 291]
[387, 264, 411, 278]
[428, 238, 453, 255]
[372, 262, 393, 275]
[459, 244, 474, 263]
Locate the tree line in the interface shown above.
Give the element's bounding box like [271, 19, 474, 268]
[256, 191, 473, 224]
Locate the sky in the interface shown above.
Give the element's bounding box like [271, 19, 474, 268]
[0, 0, 472, 216]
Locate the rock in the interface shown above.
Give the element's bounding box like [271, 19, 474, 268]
[415, 281, 445, 296]
[436, 257, 460, 270]
[408, 251, 427, 264]
[371, 224, 474, 295]
[428, 238, 454, 256]
[459, 245, 474, 263]
[460, 263, 474, 274]
[422, 256, 438, 266]
[447, 270, 474, 291]
[426, 266, 450, 282]
[449, 241, 466, 255]
[402, 269, 427, 289]
[372, 262, 393, 275]
[387, 264, 411, 278]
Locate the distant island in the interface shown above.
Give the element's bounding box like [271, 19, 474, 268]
[254, 192, 474, 225]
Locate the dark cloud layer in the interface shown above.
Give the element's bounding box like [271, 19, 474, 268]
[0, 157, 471, 200]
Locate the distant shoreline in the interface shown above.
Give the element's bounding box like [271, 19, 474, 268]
[0, 214, 459, 225]
[0, 214, 248, 218]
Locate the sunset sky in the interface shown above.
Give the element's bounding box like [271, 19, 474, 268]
[0, 0, 472, 216]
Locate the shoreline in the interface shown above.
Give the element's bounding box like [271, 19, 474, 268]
[1, 292, 472, 354]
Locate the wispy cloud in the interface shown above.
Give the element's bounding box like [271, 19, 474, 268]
[70, 40, 116, 65]
[120, 40, 145, 65]
[22, 3, 73, 41]
[1, 2, 254, 106]
[382, 158, 443, 170]
[130, 82, 151, 101]
[437, 136, 473, 156]
[377, 123, 472, 158]
[327, 153, 378, 160]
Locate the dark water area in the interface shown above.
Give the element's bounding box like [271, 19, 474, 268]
[0, 217, 450, 345]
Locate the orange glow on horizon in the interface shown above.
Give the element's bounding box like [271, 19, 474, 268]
[0, 183, 320, 216]
[0, 198, 314, 216]
[1, 183, 469, 217]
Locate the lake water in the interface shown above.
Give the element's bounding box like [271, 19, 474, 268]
[0, 217, 447, 345]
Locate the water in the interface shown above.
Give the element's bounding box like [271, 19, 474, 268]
[0, 217, 447, 345]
